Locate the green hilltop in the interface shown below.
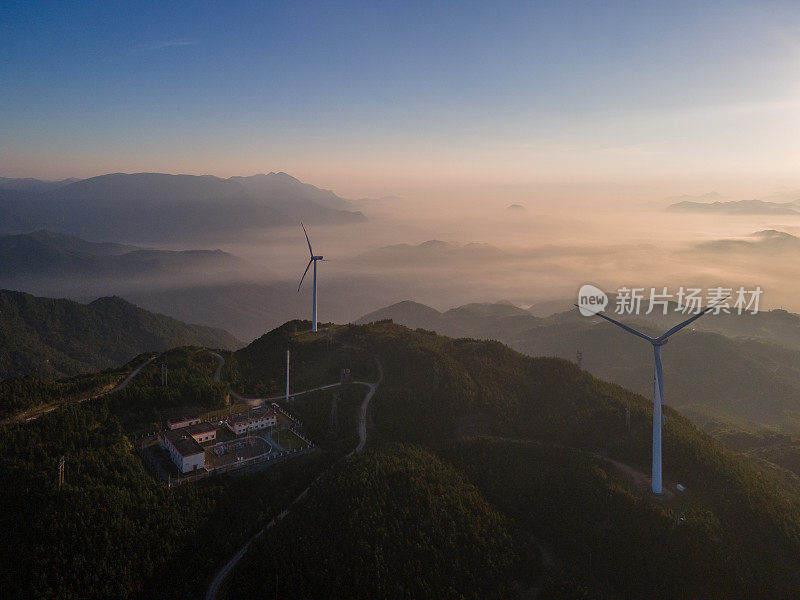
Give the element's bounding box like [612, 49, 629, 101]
[0, 289, 241, 379]
[225, 321, 800, 598]
[359, 300, 800, 433]
[3, 320, 800, 598]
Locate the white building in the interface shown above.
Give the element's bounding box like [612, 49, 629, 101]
[159, 422, 218, 473]
[166, 414, 201, 430]
[226, 406, 277, 436]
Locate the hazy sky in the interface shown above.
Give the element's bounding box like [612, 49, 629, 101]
[3, 1, 800, 197]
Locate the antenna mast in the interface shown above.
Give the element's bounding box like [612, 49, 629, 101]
[57, 455, 65, 491]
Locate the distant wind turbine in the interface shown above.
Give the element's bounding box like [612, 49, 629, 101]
[576, 298, 727, 495]
[298, 223, 324, 332]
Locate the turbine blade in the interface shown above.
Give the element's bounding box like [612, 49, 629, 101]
[297, 258, 313, 291]
[301, 222, 314, 257]
[657, 296, 729, 341]
[575, 304, 655, 343]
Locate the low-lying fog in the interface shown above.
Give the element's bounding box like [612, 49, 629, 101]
[168, 188, 800, 304]
[7, 181, 800, 341]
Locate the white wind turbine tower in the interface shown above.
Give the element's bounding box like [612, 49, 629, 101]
[298, 223, 324, 332]
[578, 297, 727, 495]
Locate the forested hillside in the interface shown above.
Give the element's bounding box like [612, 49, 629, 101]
[359, 301, 800, 431]
[0, 290, 241, 378]
[6, 321, 800, 598]
[225, 321, 800, 598]
[0, 338, 369, 600]
[223, 445, 528, 599]
[0, 344, 342, 600]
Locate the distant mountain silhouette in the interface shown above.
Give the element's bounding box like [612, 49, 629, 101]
[664, 191, 724, 203]
[0, 172, 364, 241]
[0, 176, 78, 194]
[358, 300, 541, 339]
[0, 230, 243, 281]
[505, 203, 525, 211]
[667, 199, 800, 215]
[697, 229, 800, 253]
[230, 172, 359, 215]
[356, 300, 443, 330]
[527, 298, 574, 317]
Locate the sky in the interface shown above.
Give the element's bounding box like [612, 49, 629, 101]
[3, 1, 800, 198]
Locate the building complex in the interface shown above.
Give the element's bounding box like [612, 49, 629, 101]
[158, 406, 282, 474]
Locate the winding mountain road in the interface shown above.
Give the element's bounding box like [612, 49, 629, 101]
[211, 350, 376, 405]
[204, 358, 383, 600]
[111, 356, 157, 392]
[2, 355, 157, 426]
[210, 352, 224, 382]
[231, 382, 346, 405]
[353, 359, 382, 455]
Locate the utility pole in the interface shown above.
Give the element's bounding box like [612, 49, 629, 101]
[329, 391, 339, 436]
[57, 455, 65, 491]
[286, 349, 290, 402]
[162, 362, 168, 386]
[576, 349, 583, 370]
[626, 407, 631, 432]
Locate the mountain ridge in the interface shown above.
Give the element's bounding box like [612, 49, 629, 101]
[0, 172, 365, 241]
[0, 289, 241, 378]
[358, 299, 800, 431]
[667, 198, 800, 215]
[0, 230, 244, 284]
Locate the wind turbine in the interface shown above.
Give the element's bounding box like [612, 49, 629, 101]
[298, 223, 324, 332]
[577, 298, 727, 495]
